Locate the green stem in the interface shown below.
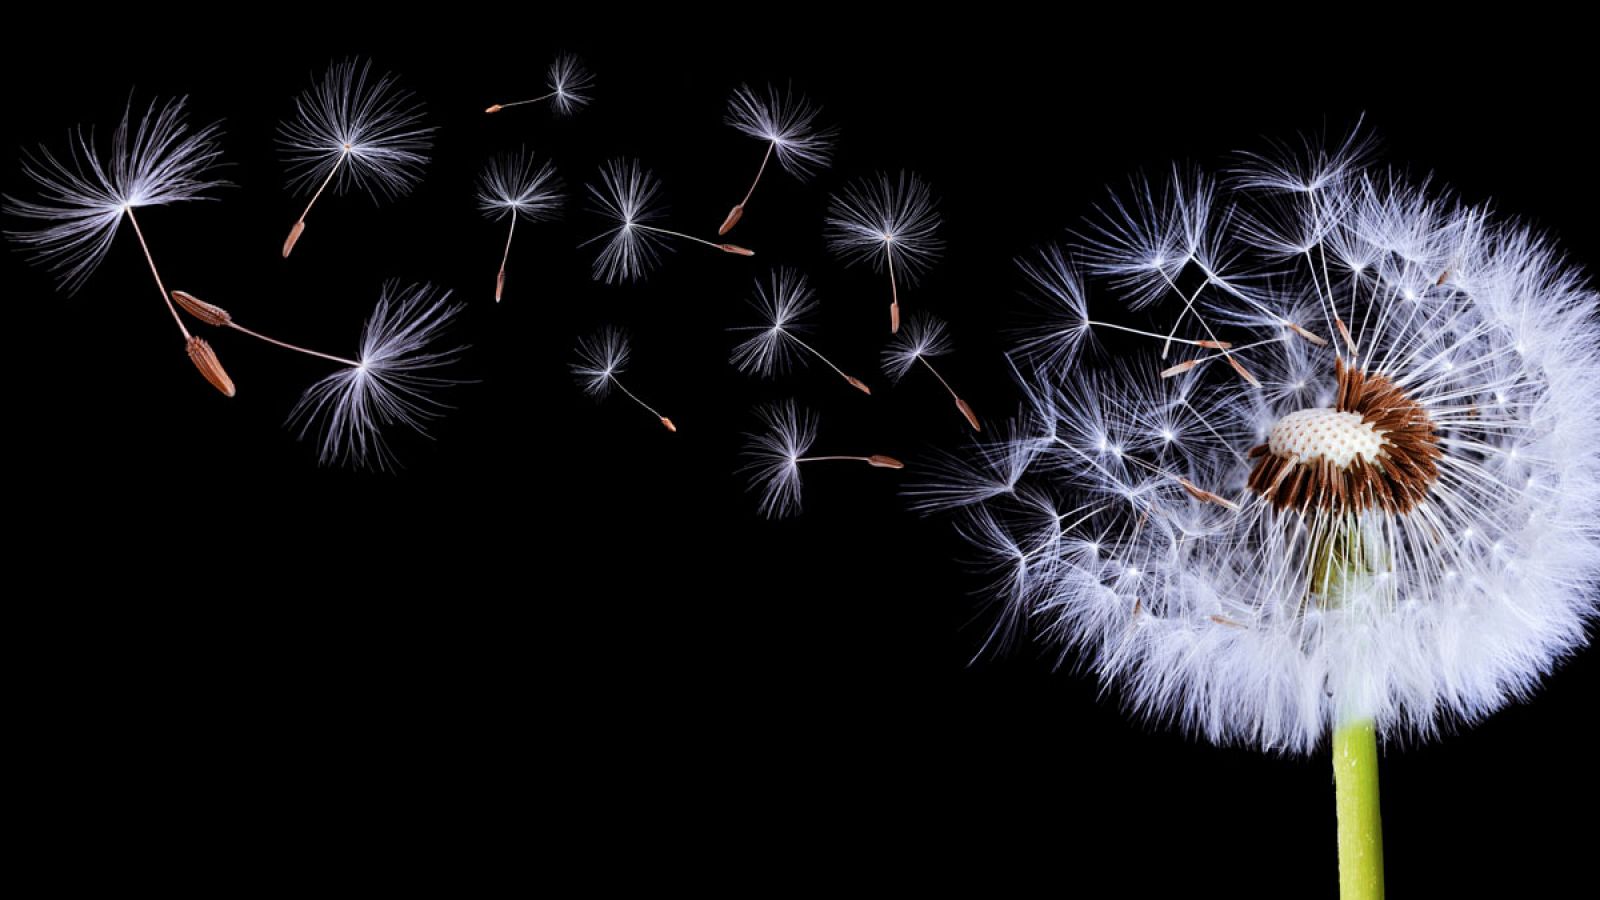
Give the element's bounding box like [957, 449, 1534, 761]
[1334, 718, 1385, 900]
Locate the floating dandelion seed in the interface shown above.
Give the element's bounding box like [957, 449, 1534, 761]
[4, 96, 234, 395]
[572, 326, 676, 432]
[485, 53, 594, 116]
[825, 171, 943, 333]
[729, 268, 870, 395]
[277, 58, 434, 257]
[477, 148, 563, 302]
[584, 158, 752, 284]
[717, 83, 836, 235]
[281, 281, 467, 470]
[882, 311, 979, 431]
[740, 400, 902, 519]
[942, 130, 1600, 897]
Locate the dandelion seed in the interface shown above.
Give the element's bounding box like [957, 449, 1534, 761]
[825, 171, 943, 333]
[740, 400, 901, 519]
[476, 148, 563, 302]
[4, 96, 232, 394]
[729, 268, 870, 395]
[717, 83, 836, 235]
[277, 59, 434, 257]
[485, 53, 594, 116]
[572, 326, 676, 432]
[883, 311, 980, 431]
[284, 281, 467, 470]
[585, 158, 753, 284]
[943, 129, 1600, 894]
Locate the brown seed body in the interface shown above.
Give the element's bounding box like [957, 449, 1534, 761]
[185, 337, 236, 397]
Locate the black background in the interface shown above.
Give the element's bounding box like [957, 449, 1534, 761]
[10, 12, 1597, 894]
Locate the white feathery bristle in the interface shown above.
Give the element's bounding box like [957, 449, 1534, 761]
[571, 326, 631, 399]
[882, 311, 953, 383]
[5, 96, 226, 293]
[729, 267, 818, 377]
[288, 281, 466, 471]
[547, 53, 594, 116]
[740, 400, 818, 519]
[584, 158, 668, 284]
[824, 171, 944, 281]
[725, 83, 837, 180]
[477, 148, 563, 222]
[278, 58, 434, 201]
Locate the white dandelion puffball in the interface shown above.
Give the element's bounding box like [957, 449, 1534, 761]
[5, 97, 225, 293]
[939, 132, 1600, 753]
[289, 281, 466, 470]
[477, 148, 563, 223]
[726, 84, 836, 179]
[824, 171, 944, 280]
[741, 400, 818, 520]
[585, 158, 667, 284]
[547, 53, 595, 116]
[278, 58, 434, 200]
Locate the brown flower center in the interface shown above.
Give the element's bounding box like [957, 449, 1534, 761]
[1247, 359, 1441, 514]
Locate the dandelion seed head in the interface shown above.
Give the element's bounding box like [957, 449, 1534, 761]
[288, 281, 466, 471]
[882, 311, 953, 383]
[477, 148, 563, 222]
[278, 59, 434, 201]
[585, 158, 668, 284]
[547, 54, 594, 116]
[730, 268, 817, 377]
[5, 97, 225, 293]
[571, 326, 631, 399]
[726, 84, 837, 180]
[824, 171, 943, 281]
[741, 400, 818, 519]
[941, 130, 1600, 753]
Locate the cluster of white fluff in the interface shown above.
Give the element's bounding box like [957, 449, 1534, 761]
[928, 132, 1600, 752]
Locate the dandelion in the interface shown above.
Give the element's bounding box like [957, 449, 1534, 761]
[277, 58, 433, 257]
[940, 131, 1600, 897]
[729, 268, 870, 395]
[572, 326, 676, 432]
[277, 281, 467, 469]
[477, 148, 563, 302]
[585, 158, 752, 284]
[740, 400, 902, 519]
[882, 311, 979, 431]
[4, 96, 234, 395]
[825, 171, 943, 333]
[484, 53, 594, 116]
[717, 83, 836, 234]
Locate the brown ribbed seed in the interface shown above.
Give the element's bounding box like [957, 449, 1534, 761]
[866, 455, 904, 469]
[186, 337, 236, 397]
[171, 290, 232, 327]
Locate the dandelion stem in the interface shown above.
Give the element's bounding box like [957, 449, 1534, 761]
[887, 248, 901, 333]
[1086, 320, 1224, 347]
[797, 455, 873, 464]
[1334, 718, 1385, 900]
[124, 206, 190, 341]
[609, 374, 667, 420]
[635, 224, 751, 255]
[490, 91, 557, 112]
[497, 214, 517, 302]
[285, 150, 346, 257]
[739, 143, 774, 209]
[788, 334, 870, 394]
[226, 322, 361, 368]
